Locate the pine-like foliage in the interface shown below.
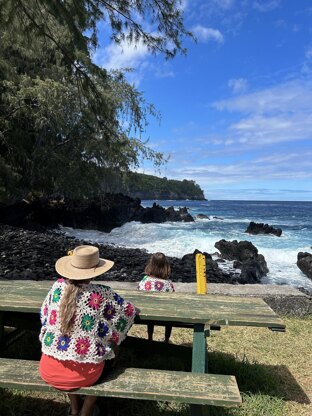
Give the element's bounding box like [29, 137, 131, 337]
[0, 0, 190, 200]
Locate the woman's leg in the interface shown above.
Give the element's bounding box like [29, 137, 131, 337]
[164, 324, 172, 343]
[147, 323, 154, 341]
[68, 393, 81, 415]
[80, 395, 98, 416]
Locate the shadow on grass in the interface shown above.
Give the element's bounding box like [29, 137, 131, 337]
[0, 388, 67, 416]
[96, 397, 190, 416]
[120, 339, 310, 405]
[0, 330, 309, 416]
[207, 350, 310, 405]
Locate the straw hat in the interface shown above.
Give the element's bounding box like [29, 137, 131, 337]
[55, 245, 114, 280]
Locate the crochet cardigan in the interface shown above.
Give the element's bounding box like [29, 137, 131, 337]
[40, 279, 136, 364]
[138, 275, 175, 292]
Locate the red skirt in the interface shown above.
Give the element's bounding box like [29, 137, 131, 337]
[39, 353, 104, 390]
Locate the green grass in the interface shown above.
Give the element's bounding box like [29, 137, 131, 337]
[0, 316, 311, 416]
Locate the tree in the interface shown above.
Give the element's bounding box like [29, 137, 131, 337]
[0, 0, 191, 200]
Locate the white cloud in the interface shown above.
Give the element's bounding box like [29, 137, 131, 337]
[253, 1, 280, 13]
[229, 113, 312, 145]
[93, 40, 149, 70]
[154, 68, 175, 79]
[305, 47, 312, 59]
[212, 0, 235, 10]
[301, 62, 312, 75]
[228, 78, 248, 94]
[167, 151, 312, 184]
[194, 0, 235, 18]
[192, 25, 224, 43]
[166, 78, 312, 157]
[93, 38, 175, 84]
[214, 79, 312, 114]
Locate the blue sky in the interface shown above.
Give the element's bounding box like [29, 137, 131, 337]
[93, 0, 312, 201]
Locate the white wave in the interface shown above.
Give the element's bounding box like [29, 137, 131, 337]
[259, 246, 312, 290]
[58, 220, 312, 290]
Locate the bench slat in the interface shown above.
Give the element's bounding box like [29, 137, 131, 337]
[0, 358, 241, 407]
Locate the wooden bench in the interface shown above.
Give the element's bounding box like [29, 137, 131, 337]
[0, 358, 242, 408]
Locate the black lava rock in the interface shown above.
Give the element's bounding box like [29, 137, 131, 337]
[245, 221, 282, 237]
[0, 225, 263, 285]
[214, 239, 269, 283]
[297, 252, 312, 281]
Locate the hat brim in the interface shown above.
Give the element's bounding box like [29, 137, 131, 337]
[55, 255, 114, 280]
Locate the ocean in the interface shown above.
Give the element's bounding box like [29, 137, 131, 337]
[60, 200, 312, 291]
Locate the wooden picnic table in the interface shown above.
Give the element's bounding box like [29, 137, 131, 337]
[0, 280, 285, 416]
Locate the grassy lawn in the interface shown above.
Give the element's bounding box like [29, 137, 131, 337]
[0, 316, 311, 416]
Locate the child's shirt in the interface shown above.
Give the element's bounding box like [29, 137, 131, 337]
[39, 279, 136, 364]
[138, 275, 175, 293]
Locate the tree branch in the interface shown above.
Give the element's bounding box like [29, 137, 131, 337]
[101, 0, 165, 54]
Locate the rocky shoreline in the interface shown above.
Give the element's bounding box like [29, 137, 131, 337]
[2, 195, 311, 285]
[1, 224, 311, 316]
[0, 223, 307, 286]
[0, 224, 254, 284]
[0, 194, 194, 233]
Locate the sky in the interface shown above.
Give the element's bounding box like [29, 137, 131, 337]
[93, 0, 312, 201]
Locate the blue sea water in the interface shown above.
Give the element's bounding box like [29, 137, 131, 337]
[60, 200, 312, 291]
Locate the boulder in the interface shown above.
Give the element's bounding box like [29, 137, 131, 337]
[214, 239, 258, 261]
[196, 214, 209, 219]
[176, 207, 194, 222]
[179, 249, 239, 284]
[135, 202, 167, 223]
[245, 221, 282, 237]
[137, 204, 194, 224]
[297, 252, 312, 280]
[240, 256, 269, 283]
[214, 239, 269, 282]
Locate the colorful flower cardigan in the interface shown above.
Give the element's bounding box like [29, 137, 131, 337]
[138, 275, 175, 292]
[40, 279, 136, 363]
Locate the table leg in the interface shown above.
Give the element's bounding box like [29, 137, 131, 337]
[190, 323, 207, 416]
[192, 323, 207, 372]
[205, 328, 210, 373]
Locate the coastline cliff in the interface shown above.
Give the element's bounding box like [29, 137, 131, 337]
[109, 172, 206, 200]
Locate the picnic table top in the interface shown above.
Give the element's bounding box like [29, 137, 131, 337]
[0, 280, 285, 330]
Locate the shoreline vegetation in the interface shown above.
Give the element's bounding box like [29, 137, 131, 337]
[115, 172, 206, 200]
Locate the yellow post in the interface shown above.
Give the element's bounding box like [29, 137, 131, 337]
[196, 253, 207, 294]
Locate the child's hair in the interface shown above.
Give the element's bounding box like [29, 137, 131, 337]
[59, 280, 86, 335]
[145, 252, 171, 279]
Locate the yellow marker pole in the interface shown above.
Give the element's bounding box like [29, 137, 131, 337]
[196, 253, 207, 294]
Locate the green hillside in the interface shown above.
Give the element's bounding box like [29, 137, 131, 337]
[121, 172, 206, 200]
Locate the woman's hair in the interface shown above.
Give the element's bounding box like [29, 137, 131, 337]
[145, 252, 171, 279]
[59, 280, 85, 335]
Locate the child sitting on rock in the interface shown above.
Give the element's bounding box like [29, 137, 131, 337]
[138, 252, 175, 342]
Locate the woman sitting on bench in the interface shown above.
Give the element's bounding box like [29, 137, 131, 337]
[39, 245, 136, 416]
